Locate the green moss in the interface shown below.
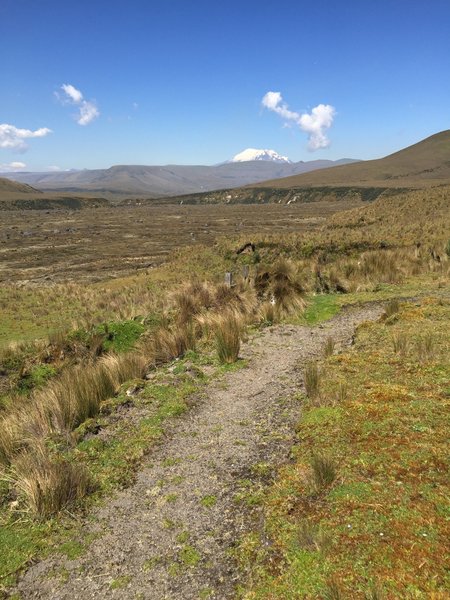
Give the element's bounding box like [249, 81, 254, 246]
[109, 575, 132, 589]
[97, 320, 145, 353]
[200, 495, 217, 508]
[17, 363, 57, 393]
[179, 544, 201, 567]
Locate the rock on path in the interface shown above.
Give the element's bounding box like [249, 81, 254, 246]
[16, 303, 383, 600]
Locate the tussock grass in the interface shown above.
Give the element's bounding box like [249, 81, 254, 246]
[323, 336, 335, 357]
[100, 352, 146, 389]
[254, 258, 305, 315]
[415, 331, 435, 360]
[304, 362, 320, 399]
[392, 331, 408, 354]
[214, 313, 242, 364]
[323, 578, 344, 600]
[384, 298, 400, 318]
[148, 324, 197, 365]
[309, 454, 337, 490]
[259, 301, 276, 326]
[11, 443, 92, 518]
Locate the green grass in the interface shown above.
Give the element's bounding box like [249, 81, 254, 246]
[0, 354, 213, 588]
[179, 544, 201, 567]
[200, 495, 217, 508]
[298, 294, 340, 325]
[110, 575, 132, 589]
[96, 320, 145, 353]
[238, 296, 450, 598]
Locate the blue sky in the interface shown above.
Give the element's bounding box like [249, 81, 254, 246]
[1, 0, 449, 171]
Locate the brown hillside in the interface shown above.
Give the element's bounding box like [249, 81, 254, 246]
[251, 130, 450, 189]
[0, 177, 41, 196]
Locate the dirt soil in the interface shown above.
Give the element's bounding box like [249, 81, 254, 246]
[15, 303, 383, 599]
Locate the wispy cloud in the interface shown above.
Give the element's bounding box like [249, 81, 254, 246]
[262, 91, 336, 151]
[0, 123, 52, 152]
[61, 83, 83, 103]
[58, 83, 100, 126]
[0, 161, 27, 172]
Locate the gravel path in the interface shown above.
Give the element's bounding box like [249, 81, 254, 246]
[16, 303, 384, 600]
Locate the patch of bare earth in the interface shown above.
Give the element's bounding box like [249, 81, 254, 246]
[16, 304, 383, 599]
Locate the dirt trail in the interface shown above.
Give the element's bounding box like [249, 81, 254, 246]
[16, 303, 384, 600]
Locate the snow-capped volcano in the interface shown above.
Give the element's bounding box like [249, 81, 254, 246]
[230, 148, 292, 163]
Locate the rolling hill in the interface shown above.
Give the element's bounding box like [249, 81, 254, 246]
[2, 158, 358, 198]
[252, 130, 450, 189]
[0, 177, 40, 196]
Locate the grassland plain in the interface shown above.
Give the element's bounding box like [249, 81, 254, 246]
[0, 183, 449, 598]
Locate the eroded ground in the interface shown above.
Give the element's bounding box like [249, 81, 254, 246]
[0, 199, 362, 283]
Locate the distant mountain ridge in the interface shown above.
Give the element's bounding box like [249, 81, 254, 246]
[4, 157, 359, 198]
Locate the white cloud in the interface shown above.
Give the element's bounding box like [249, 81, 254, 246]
[61, 83, 83, 103]
[0, 161, 27, 172]
[59, 83, 100, 126]
[262, 91, 336, 151]
[46, 165, 61, 171]
[0, 123, 52, 152]
[77, 100, 99, 126]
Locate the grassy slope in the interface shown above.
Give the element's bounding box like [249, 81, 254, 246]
[251, 130, 450, 189]
[239, 297, 450, 599]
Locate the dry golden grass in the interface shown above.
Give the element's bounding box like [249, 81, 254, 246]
[213, 311, 243, 364]
[11, 442, 92, 518]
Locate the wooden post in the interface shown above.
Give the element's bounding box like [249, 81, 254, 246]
[242, 265, 249, 280]
[224, 272, 233, 287]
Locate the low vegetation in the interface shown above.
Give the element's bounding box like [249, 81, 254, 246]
[237, 298, 450, 598]
[0, 183, 448, 593]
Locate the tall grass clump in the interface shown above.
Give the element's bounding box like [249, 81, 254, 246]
[323, 337, 335, 357]
[392, 332, 408, 355]
[147, 324, 197, 365]
[254, 258, 305, 315]
[11, 443, 92, 518]
[304, 362, 321, 399]
[310, 453, 337, 490]
[100, 352, 146, 389]
[384, 298, 400, 318]
[214, 313, 242, 364]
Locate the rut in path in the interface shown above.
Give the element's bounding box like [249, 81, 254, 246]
[16, 303, 383, 600]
